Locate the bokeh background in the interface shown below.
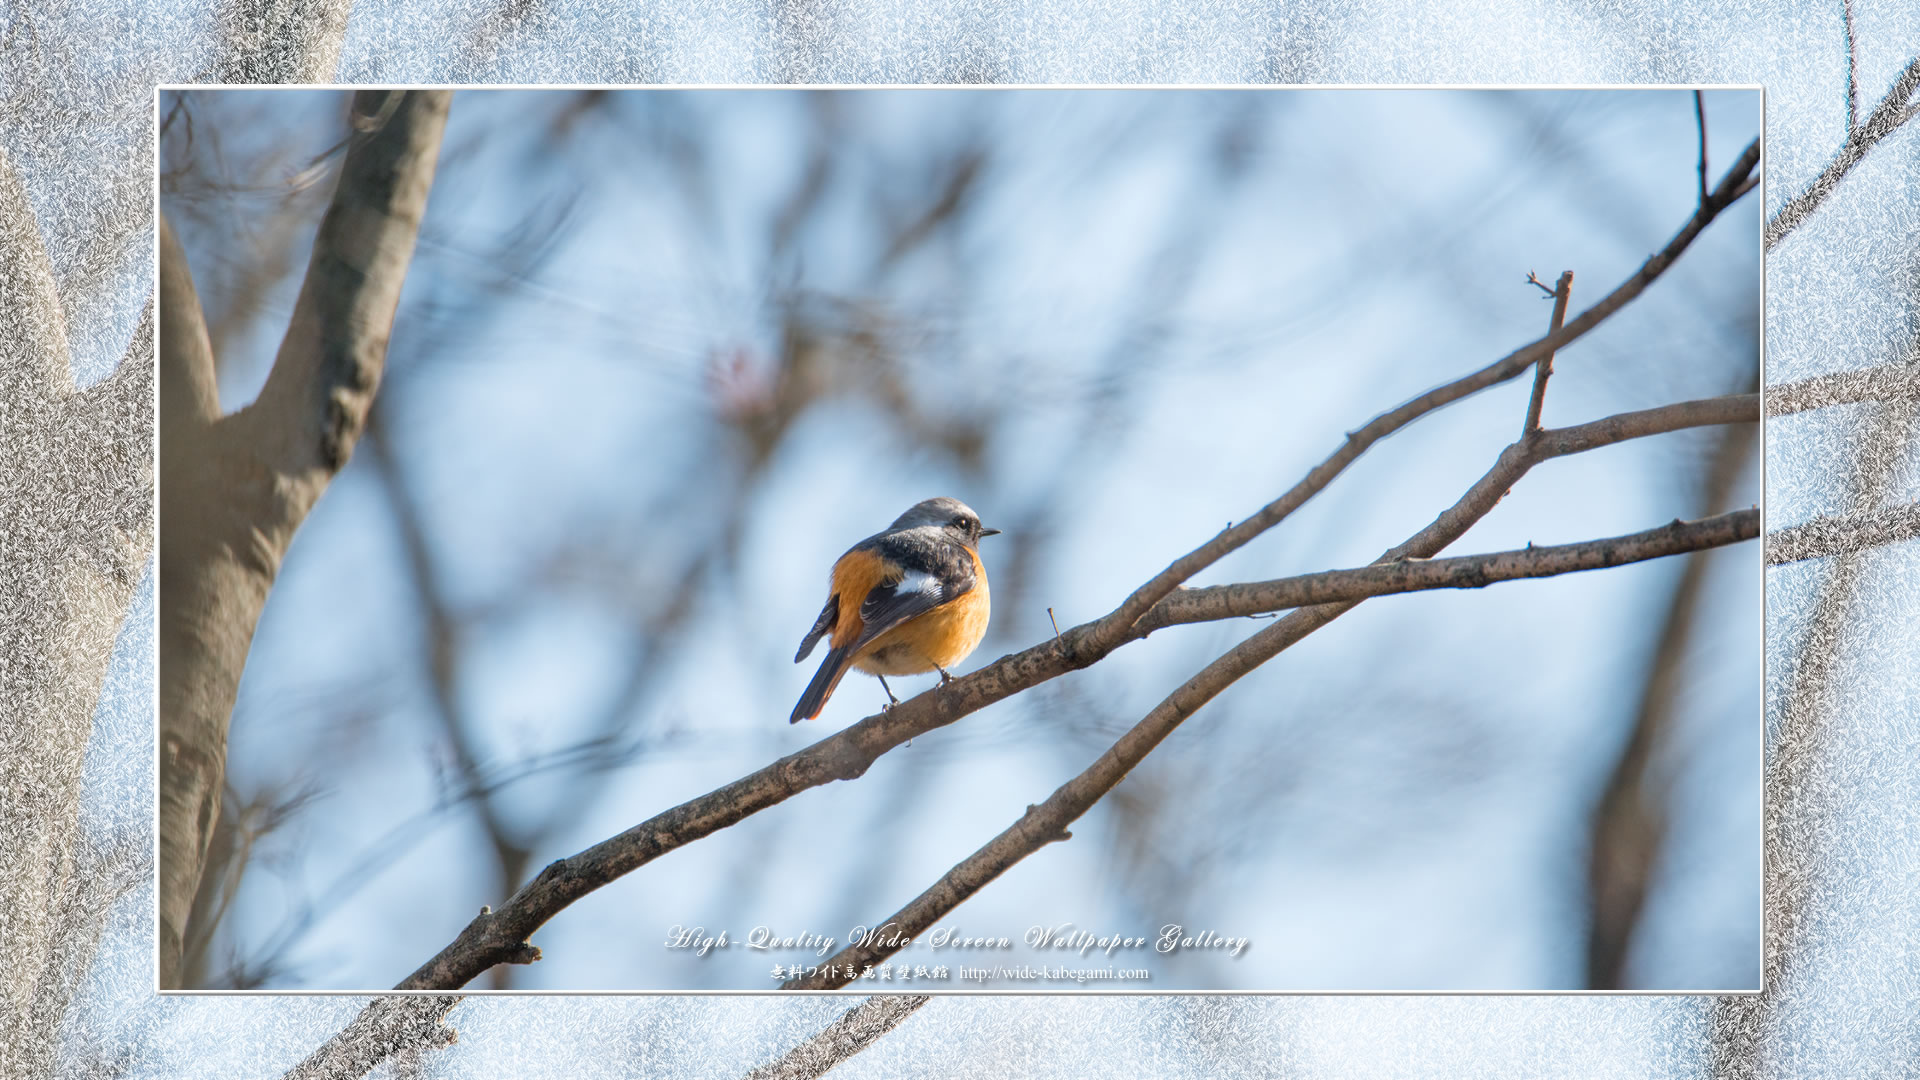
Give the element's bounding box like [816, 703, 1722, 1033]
[157, 87, 1760, 992]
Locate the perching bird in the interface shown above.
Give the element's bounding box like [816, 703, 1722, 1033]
[791, 497, 999, 723]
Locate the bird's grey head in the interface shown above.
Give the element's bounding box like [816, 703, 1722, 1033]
[890, 497, 1001, 544]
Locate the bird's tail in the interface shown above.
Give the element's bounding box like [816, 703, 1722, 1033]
[791, 644, 855, 723]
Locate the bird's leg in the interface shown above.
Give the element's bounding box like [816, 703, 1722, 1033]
[935, 664, 954, 685]
[877, 674, 900, 709]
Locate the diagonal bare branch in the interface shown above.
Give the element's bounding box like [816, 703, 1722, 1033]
[1767, 359, 1920, 416]
[1765, 55, 1920, 250]
[1767, 500, 1920, 565]
[1136, 506, 1756, 633]
[743, 997, 930, 1080]
[278, 996, 463, 1080]
[786, 395, 1760, 988]
[387, 145, 1759, 992]
[1089, 140, 1757, 654]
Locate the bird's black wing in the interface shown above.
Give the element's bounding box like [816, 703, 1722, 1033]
[848, 529, 976, 652]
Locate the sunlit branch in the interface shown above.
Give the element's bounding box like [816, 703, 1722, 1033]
[788, 394, 1759, 988]
[386, 141, 1760, 993]
[1136, 506, 1756, 633]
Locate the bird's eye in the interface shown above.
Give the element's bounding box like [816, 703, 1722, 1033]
[953, 517, 970, 529]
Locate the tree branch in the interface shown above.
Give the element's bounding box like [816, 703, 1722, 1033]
[1844, 0, 1862, 134]
[785, 395, 1758, 988]
[1135, 507, 1756, 633]
[1521, 271, 1573, 434]
[159, 212, 221, 431]
[1765, 55, 1920, 250]
[1766, 359, 1920, 416]
[1694, 91, 1710, 210]
[388, 149, 1758, 991]
[389, 393, 1754, 993]
[0, 148, 72, 404]
[247, 89, 450, 483]
[278, 997, 463, 1080]
[1767, 500, 1920, 565]
[1088, 139, 1756, 654]
[742, 997, 930, 1080]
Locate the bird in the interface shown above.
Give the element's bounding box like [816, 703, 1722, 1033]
[791, 497, 999, 723]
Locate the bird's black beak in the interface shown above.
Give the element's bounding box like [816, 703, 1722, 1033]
[979, 526, 1002, 537]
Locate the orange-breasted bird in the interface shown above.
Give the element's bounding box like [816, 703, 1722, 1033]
[791, 497, 999, 723]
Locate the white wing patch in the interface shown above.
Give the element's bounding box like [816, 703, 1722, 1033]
[894, 569, 942, 600]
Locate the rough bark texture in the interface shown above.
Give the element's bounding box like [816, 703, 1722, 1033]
[210, 0, 355, 83]
[158, 89, 451, 989]
[278, 997, 463, 1080]
[743, 997, 930, 1080]
[0, 151, 155, 1077]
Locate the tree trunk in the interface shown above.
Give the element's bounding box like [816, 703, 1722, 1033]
[0, 151, 155, 1077]
[157, 89, 452, 989]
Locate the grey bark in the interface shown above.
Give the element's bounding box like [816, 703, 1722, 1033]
[210, 0, 356, 83]
[0, 152, 156, 1077]
[157, 89, 451, 989]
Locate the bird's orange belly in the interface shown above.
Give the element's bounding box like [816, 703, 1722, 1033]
[852, 582, 991, 676]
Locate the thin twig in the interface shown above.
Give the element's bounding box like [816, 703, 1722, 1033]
[1694, 90, 1710, 209]
[785, 395, 1757, 989]
[1844, 0, 1861, 134]
[742, 997, 930, 1080]
[1522, 271, 1574, 434]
